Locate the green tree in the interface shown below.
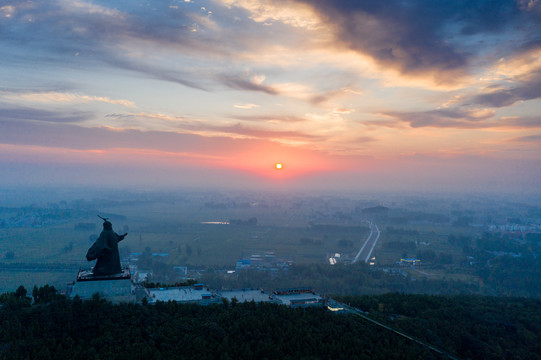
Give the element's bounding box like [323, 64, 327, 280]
[32, 285, 62, 304]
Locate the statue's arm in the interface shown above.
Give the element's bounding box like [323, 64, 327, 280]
[116, 233, 128, 242]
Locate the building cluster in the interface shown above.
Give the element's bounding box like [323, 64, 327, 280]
[122, 250, 295, 294]
[328, 253, 341, 265]
[0, 211, 69, 229]
[488, 223, 541, 233]
[67, 271, 326, 308]
[397, 258, 421, 267]
[146, 285, 326, 307]
[234, 251, 293, 274]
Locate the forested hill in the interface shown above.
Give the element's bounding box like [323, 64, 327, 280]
[338, 293, 541, 360]
[1, 287, 540, 359]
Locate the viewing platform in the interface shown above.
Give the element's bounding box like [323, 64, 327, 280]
[69, 268, 135, 303]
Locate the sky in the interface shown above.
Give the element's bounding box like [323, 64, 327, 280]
[1, 0, 541, 193]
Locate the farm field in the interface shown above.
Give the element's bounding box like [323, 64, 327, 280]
[372, 222, 478, 266]
[0, 195, 370, 292]
[2, 188, 539, 296]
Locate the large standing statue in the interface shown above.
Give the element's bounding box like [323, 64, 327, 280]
[86, 217, 128, 276]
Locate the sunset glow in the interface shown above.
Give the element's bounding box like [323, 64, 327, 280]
[0, 0, 540, 192]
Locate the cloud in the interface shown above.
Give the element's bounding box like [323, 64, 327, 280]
[0, 0, 377, 100]
[221, 0, 322, 30]
[500, 117, 541, 128]
[0, 5, 16, 18]
[309, 89, 346, 105]
[0, 111, 331, 180]
[508, 134, 541, 143]
[267, 81, 339, 103]
[233, 103, 259, 109]
[217, 75, 278, 95]
[0, 115, 238, 153]
[105, 112, 319, 142]
[353, 136, 376, 144]
[0, 106, 92, 124]
[333, 108, 355, 115]
[517, 0, 541, 13]
[230, 115, 307, 123]
[383, 108, 541, 129]
[1, 90, 135, 108]
[289, 0, 539, 81]
[384, 108, 491, 128]
[5, 0, 540, 92]
[1, 1, 125, 56]
[102, 57, 211, 92]
[0, 1, 242, 91]
[209, 123, 319, 140]
[57, 0, 122, 17]
[470, 70, 541, 107]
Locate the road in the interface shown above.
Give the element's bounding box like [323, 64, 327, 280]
[327, 299, 460, 360]
[352, 221, 380, 264]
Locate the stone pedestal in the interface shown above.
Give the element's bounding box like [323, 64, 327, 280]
[70, 268, 135, 303]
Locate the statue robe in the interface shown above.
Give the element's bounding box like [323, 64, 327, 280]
[86, 229, 125, 276]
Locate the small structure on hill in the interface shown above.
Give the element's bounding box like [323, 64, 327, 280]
[144, 284, 220, 305]
[271, 287, 326, 308]
[219, 288, 275, 304]
[398, 258, 421, 267]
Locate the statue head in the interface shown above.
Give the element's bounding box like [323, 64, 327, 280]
[98, 215, 113, 230]
[103, 220, 112, 230]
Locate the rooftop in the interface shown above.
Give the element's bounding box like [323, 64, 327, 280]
[273, 292, 325, 306]
[218, 289, 274, 303]
[147, 286, 215, 303]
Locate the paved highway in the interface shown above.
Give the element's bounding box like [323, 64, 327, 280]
[352, 221, 380, 264]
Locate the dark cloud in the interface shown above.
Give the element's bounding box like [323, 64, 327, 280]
[470, 71, 541, 107]
[4, 0, 540, 88]
[384, 108, 491, 128]
[294, 0, 535, 77]
[1, 1, 195, 51]
[103, 57, 209, 92]
[217, 75, 279, 95]
[0, 1, 249, 91]
[0, 107, 92, 123]
[509, 134, 541, 143]
[309, 89, 344, 105]
[502, 117, 541, 128]
[1, 1, 121, 59]
[384, 109, 541, 129]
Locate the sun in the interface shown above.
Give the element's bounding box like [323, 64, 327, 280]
[275, 163, 283, 170]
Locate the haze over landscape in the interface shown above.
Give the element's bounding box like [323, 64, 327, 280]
[1, 0, 540, 192]
[3, 2, 541, 358]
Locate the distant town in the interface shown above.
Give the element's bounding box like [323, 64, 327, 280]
[1, 188, 541, 298]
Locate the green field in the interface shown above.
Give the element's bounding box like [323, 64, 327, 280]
[1, 222, 368, 267]
[373, 223, 475, 266]
[3, 189, 533, 294]
[0, 197, 370, 292]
